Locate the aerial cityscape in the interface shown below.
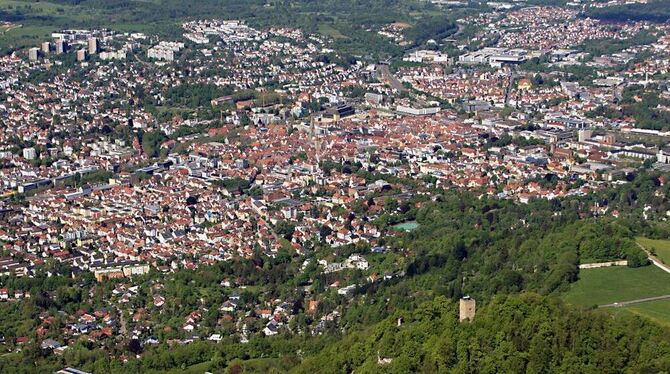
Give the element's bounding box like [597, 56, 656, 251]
[1, 0, 670, 372]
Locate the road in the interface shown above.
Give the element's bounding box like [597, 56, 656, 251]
[504, 71, 520, 105]
[599, 294, 670, 308]
[595, 243, 670, 309]
[377, 64, 407, 93]
[614, 84, 625, 102]
[133, 52, 153, 67]
[120, 309, 127, 336]
[637, 242, 670, 274]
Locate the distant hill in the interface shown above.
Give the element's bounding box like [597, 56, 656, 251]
[586, 0, 670, 23]
[0, 0, 458, 57]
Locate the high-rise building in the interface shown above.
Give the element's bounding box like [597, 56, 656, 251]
[578, 129, 593, 142]
[76, 49, 86, 62]
[88, 37, 98, 55]
[56, 40, 67, 54]
[459, 296, 476, 322]
[41, 42, 50, 54]
[28, 47, 40, 61]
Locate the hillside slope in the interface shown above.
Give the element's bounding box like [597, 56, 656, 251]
[292, 294, 670, 373]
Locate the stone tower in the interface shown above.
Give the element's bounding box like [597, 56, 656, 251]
[459, 296, 476, 322]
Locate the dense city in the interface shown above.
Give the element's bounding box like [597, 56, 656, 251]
[1, 0, 670, 372]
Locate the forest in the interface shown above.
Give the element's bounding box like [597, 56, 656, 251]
[586, 0, 670, 23]
[294, 294, 670, 373]
[587, 84, 670, 131]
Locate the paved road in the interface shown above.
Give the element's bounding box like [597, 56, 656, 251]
[599, 294, 670, 308]
[637, 242, 670, 274]
[378, 64, 407, 93]
[120, 309, 127, 335]
[504, 72, 521, 105]
[133, 52, 153, 67]
[594, 243, 670, 309]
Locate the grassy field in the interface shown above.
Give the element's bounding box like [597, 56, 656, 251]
[563, 265, 670, 307]
[1, 0, 74, 17]
[317, 23, 348, 40]
[0, 24, 53, 52]
[637, 237, 670, 265]
[0, 0, 98, 51]
[614, 299, 670, 328]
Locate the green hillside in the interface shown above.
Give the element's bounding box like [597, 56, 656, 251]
[564, 265, 670, 307]
[637, 237, 670, 265]
[292, 294, 670, 373]
[0, 0, 459, 56]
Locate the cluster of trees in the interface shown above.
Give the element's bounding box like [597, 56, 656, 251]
[486, 133, 545, 148]
[523, 59, 598, 87]
[296, 294, 670, 373]
[211, 177, 262, 198]
[404, 16, 458, 47]
[587, 84, 670, 130]
[578, 31, 658, 57]
[384, 191, 647, 299]
[572, 221, 648, 265]
[138, 129, 167, 158]
[586, 0, 670, 23]
[163, 84, 235, 109]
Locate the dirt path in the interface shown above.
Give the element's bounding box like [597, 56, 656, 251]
[599, 294, 670, 308]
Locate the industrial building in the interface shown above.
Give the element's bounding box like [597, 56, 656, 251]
[459, 47, 527, 67]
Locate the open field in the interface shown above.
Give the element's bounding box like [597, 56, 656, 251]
[563, 265, 670, 307]
[0, 0, 101, 24]
[0, 0, 104, 51]
[318, 23, 348, 39]
[621, 299, 670, 328]
[1, 0, 76, 17]
[0, 24, 52, 52]
[637, 237, 670, 265]
[608, 299, 670, 328]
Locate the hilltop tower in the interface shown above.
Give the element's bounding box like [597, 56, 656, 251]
[459, 296, 476, 322]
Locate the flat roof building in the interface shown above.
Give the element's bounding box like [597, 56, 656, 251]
[88, 37, 98, 54]
[28, 47, 40, 61]
[56, 40, 67, 54]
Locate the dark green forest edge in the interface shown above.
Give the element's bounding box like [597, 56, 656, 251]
[2, 171, 670, 373]
[586, 0, 670, 23]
